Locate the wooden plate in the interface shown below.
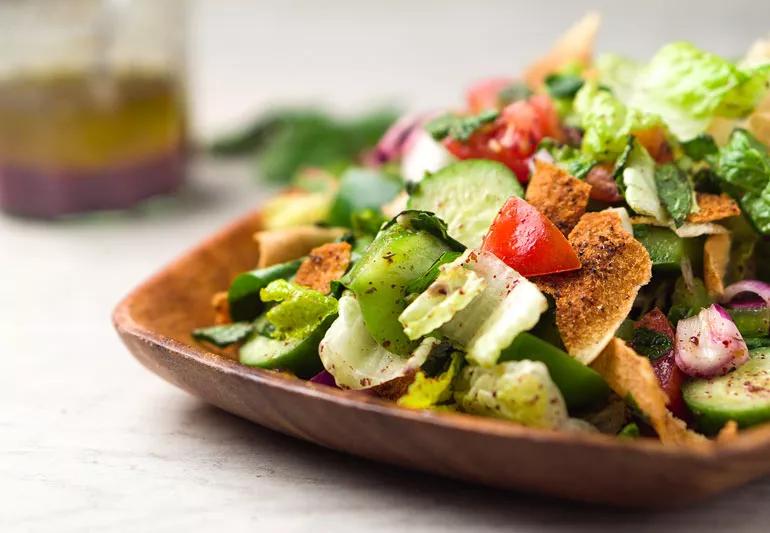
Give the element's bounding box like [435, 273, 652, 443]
[113, 209, 770, 507]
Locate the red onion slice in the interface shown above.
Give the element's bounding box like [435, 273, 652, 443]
[675, 304, 749, 378]
[721, 280, 770, 308]
[371, 113, 431, 165]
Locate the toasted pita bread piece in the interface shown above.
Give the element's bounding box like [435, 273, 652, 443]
[716, 420, 739, 443]
[704, 232, 732, 298]
[525, 161, 592, 235]
[523, 12, 601, 89]
[211, 291, 230, 325]
[537, 211, 652, 364]
[688, 193, 741, 224]
[294, 242, 352, 294]
[254, 226, 346, 268]
[591, 339, 707, 446]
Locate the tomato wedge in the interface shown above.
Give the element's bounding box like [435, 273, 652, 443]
[482, 196, 581, 277]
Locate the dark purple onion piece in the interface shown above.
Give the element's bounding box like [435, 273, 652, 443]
[309, 370, 338, 387]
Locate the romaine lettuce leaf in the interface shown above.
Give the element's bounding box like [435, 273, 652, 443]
[622, 141, 669, 222]
[573, 82, 655, 160]
[440, 251, 548, 367]
[318, 292, 435, 389]
[632, 42, 770, 140]
[596, 53, 643, 103]
[399, 257, 487, 340]
[454, 360, 568, 429]
[261, 280, 338, 340]
[397, 351, 464, 409]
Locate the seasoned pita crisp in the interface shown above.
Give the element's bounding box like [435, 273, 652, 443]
[591, 339, 706, 446]
[526, 160, 592, 235]
[688, 193, 741, 224]
[523, 12, 601, 89]
[294, 242, 352, 294]
[538, 211, 651, 364]
[704, 233, 732, 298]
[254, 226, 346, 268]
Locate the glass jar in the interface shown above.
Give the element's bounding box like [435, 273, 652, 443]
[0, 0, 188, 217]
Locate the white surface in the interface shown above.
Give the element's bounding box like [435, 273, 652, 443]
[3, 159, 770, 533]
[5, 1, 770, 530]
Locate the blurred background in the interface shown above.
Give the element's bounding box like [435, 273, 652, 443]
[3, 2, 770, 530]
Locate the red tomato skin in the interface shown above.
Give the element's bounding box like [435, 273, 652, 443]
[466, 77, 514, 114]
[633, 308, 690, 420]
[482, 196, 581, 277]
[444, 95, 564, 183]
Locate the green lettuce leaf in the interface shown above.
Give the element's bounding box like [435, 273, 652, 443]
[632, 42, 770, 140]
[454, 360, 569, 429]
[573, 82, 655, 160]
[260, 280, 338, 340]
[318, 292, 435, 389]
[622, 141, 669, 222]
[397, 352, 464, 409]
[596, 53, 643, 103]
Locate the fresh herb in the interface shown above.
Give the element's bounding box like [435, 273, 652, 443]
[741, 188, 770, 234]
[681, 134, 719, 161]
[745, 337, 770, 350]
[612, 136, 635, 196]
[545, 73, 585, 99]
[425, 109, 499, 142]
[211, 108, 398, 182]
[498, 82, 533, 105]
[192, 322, 254, 347]
[718, 128, 770, 194]
[536, 139, 596, 179]
[391, 210, 466, 252]
[326, 167, 401, 228]
[668, 276, 711, 324]
[631, 327, 673, 360]
[654, 163, 694, 227]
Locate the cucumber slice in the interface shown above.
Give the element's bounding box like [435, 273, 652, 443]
[500, 332, 610, 411]
[346, 221, 452, 355]
[407, 159, 523, 249]
[228, 259, 303, 321]
[682, 348, 770, 434]
[727, 307, 770, 338]
[239, 314, 335, 378]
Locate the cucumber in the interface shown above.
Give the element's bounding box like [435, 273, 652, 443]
[632, 225, 703, 272]
[239, 314, 335, 378]
[727, 307, 770, 338]
[346, 221, 452, 355]
[500, 332, 610, 411]
[407, 159, 523, 249]
[228, 259, 303, 321]
[682, 348, 770, 434]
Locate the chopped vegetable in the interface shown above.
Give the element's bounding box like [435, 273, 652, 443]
[326, 167, 402, 228]
[675, 304, 749, 378]
[398, 351, 464, 409]
[654, 164, 694, 227]
[192, 322, 254, 348]
[260, 280, 338, 340]
[621, 141, 668, 222]
[228, 259, 303, 322]
[482, 196, 581, 277]
[454, 360, 569, 429]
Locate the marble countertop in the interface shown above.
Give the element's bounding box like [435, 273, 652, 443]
[3, 160, 770, 532]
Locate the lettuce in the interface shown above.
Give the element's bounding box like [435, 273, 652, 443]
[399, 258, 486, 340]
[573, 82, 655, 160]
[318, 292, 435, 389]
[454, 360, 568, 429]
[261, 280, 338, 340]
[397, 351, 464, 409]
[596, 53, 643, 104]
[632, 42, 770, 140]
[622, 141, 669, 222]
[439, 251, 548, 367]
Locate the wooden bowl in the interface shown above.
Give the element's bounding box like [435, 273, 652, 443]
[113, 209, 770, 507]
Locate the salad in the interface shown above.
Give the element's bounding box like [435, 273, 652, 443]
[193, 14, 770, 445]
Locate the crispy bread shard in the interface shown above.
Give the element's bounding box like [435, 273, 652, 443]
[525, 161, 592, 235]
[254, 226, 346, 268]
[704, 233, 732, 298]
[211, 291, 230, 325]
[591, 339, 706, 446]
[294, 242, 352, 294]
[537, 211, 652, 364]
[688, 193, 741, 224]
[523, 12, 601, 88]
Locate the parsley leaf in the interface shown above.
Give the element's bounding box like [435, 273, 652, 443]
[425, 109, 499, 142]
[544, 74, 585, 99]
[498, 82, 533, 105]
[631, 327, 673, 360]
[681, 134, 719, 161]
[654, 163, 693, 227]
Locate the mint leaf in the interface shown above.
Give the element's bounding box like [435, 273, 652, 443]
[681, 134, 719, 161]
[425, 110, 499, 142]
[718, 128, 770, 194]
[545, 74, 585, 99]
[655, 163, 693, 227]
[193, 322, 254, 347]
[631, 327, 673, 360]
